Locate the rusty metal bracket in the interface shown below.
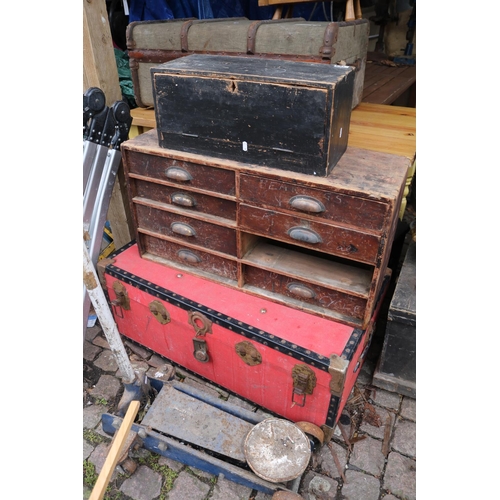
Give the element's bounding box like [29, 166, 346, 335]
[188, 311, 212, 336]
[320, 23, 339, 60]
[149, 300, 170, 325]
[235, 341, 262, 366]
[328, 354, 349, 397]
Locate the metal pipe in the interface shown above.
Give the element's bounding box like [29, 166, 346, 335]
[83, 240, 136, 384]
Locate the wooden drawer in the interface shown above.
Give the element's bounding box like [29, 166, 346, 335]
[138, 233, 238, 282]
[134, 202, 237, 256]
[133, 179, 237, 220]
[239, 204, 381, 265]
[243, 265, 367, 321]
[125, 149, 236, 197]
[239, 173, 387, 232]
[240, 240, 371, 322]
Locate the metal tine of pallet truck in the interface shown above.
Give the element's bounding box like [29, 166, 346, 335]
[83, 87, 107, 193]
[83, 100, 132, 337]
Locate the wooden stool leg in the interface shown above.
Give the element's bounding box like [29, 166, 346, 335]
[355, 0, 363, 19]
[345, 0, 355, 21]
[272, 6, 283, 19]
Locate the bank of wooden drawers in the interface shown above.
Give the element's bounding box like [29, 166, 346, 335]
[121, 130, 410, 329]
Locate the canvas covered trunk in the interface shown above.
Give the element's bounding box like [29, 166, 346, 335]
[126, 17, 370, 109]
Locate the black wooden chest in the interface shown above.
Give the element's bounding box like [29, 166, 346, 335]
[373, 240, 416, 398]
[151, 54, 355, 176]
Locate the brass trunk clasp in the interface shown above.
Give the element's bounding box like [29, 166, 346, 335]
[189, 311, 212, 363]
[291, 364, 317, 407]
[111, 281, 130, 318]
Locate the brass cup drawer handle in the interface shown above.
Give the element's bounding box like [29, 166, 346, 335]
[171, 193, 196, 207]
[289, 195, 325, 214]
[165, 166, 193, 182]
[177, 249, 201, 263]
[287, 282, 316, 300]
[171, 222, 196, 237]
[287, 227, 323, 244]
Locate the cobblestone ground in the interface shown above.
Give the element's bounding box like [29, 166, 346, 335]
[83, 325, 415, 500]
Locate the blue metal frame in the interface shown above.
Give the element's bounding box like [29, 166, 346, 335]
[101, 411, 293, 495]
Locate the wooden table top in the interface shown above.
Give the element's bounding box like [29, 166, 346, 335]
[130, 102, 416, 161]
[362, 62, 416, 106]
[349, 102, 416, 160]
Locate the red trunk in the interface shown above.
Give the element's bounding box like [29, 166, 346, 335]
[105, 243, 386, 431]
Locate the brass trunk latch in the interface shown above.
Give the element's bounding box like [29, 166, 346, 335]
[291, 364, 317, 407]
[235, 341, 262, 366]
[189, 311, 212, 363]
[193, 338, 209, 363]
[149, 300, 170, 325]
[111, 281, 130, 318]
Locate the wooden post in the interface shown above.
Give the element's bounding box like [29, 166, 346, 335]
[89, 400, 140, 500]
[83, 0, 133, 249]
[83, 0, 121, 104]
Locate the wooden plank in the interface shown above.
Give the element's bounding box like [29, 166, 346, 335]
[83, 0, 121, 105]
[129, 108, 156, 128]
[89, 400, 140, 500]
[364, 73, 416, 105]
[83, 0, 133, 250]
[362, 63, 416, 105]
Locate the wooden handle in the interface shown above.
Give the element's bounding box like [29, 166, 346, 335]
[89, 400, 140, 500]
[345, 0, 355, 21]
